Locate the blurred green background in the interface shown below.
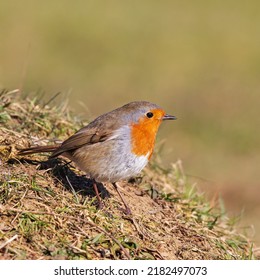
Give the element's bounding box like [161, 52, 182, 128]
[1, 1, 260, 244]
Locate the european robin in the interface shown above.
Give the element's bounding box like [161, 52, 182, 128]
[18, 101, 176, 214]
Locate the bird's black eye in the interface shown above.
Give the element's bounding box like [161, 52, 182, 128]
[146, 112, 154, 118]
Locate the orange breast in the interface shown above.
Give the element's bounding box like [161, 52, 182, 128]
[131, 111, 163, 160]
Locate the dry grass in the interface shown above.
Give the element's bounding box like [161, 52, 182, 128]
[0, 89, 255, 259]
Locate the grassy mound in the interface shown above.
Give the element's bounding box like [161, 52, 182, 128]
[0, 89, 254, 259]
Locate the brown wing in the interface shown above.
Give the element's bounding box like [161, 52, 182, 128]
[50, 127, 114, 158]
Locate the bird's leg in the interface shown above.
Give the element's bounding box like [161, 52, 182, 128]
[112, 182, 132, 215]
[92, 179, 104, 209]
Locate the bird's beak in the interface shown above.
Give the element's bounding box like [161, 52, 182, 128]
[162, 114, 177, 121]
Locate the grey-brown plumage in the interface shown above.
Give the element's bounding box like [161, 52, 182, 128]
[18, 101, 176, 214]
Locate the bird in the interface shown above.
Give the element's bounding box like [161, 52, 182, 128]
[18, 101, 176, 214]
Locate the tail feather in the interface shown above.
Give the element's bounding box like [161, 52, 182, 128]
[17, 145, 59, 156]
